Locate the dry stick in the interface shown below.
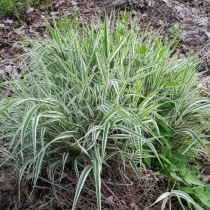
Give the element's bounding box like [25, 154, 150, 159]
[102, 181, 124, 209]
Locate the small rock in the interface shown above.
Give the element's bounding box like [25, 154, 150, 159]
[3, 19, 14, 24]
[26, 7, 34, 14]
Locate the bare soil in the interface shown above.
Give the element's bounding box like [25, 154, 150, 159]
[0, 0, 210, 209]
[0, 162, 166, 210]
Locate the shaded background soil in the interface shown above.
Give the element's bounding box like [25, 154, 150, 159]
[1, 0, 210, 77]
[0, 0, 210, 209]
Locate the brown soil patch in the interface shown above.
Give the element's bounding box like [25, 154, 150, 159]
[0, 166, 17, 209]
[0, 163, 166, 210]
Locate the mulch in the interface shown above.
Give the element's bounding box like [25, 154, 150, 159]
[0, 162, 166, 210]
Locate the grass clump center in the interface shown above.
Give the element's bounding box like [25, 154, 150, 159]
[1, 16, 210, 209]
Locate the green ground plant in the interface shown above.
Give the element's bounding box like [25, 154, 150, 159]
[0, 0, 43, 18]
[0, 15, 210, 209]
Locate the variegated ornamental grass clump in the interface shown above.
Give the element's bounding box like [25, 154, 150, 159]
[0, 16, 210, 209]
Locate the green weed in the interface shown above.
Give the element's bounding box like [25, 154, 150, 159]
[0, 0, 45, 18]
